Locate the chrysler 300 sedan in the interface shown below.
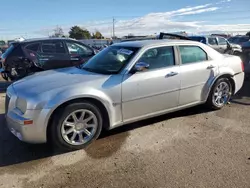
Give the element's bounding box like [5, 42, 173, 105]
[5, 40, 244, 151]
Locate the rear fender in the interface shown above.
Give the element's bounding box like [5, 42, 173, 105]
[203, 70, 234, 101]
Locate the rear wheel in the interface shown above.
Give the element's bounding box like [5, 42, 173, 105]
[50, 102, 103, 151]
[206, 78, 232, 110]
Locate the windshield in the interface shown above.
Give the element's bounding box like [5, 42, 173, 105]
[81, 46, 139, 74]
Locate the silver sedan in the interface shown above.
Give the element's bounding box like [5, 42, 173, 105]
[5, 39, 245, 151]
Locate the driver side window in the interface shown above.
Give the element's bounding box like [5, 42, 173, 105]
[66, 41, 93, 56]
[137, 46, 175, 70]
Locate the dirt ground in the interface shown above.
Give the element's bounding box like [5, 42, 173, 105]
[0, 79, 249, 188]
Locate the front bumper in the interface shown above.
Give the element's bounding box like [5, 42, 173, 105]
[6, 108, 50, 144]
[5, 89, 52, 144]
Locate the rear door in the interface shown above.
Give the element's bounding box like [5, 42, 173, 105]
[23, 42, 41, 67]
[178, 45, 219, 105]
[122, 46, 181, 121]
[65, 41, 94, 66]
[38, 40, 69, 70]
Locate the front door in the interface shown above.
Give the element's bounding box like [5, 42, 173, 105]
[39, 40, 69, 70]
[122, 46, 181, 121]
[65, 41, 94, 66]
[178, 45, 219, 105]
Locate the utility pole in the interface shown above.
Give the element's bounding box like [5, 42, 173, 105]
[112, 17, 115, 38]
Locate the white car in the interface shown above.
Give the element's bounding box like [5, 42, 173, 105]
[5, 39, 245, 151]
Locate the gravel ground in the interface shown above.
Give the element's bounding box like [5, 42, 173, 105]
[0, 80, 249, 188]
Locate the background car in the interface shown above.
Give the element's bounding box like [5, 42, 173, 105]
[5, 40, 244, 151]
[188, 35, 242, 55]
[228, 35, 249, 46]
[0, 40, 8, 54]
[0, 38, 96, 81]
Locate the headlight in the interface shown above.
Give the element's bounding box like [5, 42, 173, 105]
[16, 97, 27, 113]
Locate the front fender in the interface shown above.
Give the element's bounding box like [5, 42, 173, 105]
[41, 86, 122, 134]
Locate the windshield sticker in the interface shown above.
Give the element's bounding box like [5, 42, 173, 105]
[118, 49, 133, 55]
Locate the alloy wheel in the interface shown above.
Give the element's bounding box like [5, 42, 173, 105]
[212, 81, 230, 107]
[61, 109, 98, 146]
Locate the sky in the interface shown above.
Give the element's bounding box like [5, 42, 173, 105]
[0, 0, 249, 39]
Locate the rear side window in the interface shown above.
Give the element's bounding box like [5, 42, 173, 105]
[208, 37, 217, 45]
[179, 46, 208, 64]
[25, 43, 40, 52]
[41, 41, 66, 54]
[218, 37, 227, 45]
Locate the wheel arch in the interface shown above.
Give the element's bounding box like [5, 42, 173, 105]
[46, 97, 111, 142]
[205, 73, 236, 101]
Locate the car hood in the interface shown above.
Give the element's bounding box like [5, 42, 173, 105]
[12, 67, 108, 95]
[230, 43, 241, 49]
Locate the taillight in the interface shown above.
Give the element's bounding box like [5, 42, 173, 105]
[241, 62, 244, 72]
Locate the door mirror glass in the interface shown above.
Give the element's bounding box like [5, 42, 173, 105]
[132, 62, 150, 73]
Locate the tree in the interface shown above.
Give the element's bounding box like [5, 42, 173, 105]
[53, 26, 64, 37]
[92, 31, 103, 39]
[69, 26, 91, 39]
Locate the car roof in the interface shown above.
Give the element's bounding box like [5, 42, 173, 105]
[113, 39, 201, 48]
[18, 37, 77, 44]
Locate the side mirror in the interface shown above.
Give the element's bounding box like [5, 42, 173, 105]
[131, 62, 149, 73]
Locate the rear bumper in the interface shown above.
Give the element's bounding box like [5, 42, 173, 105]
[233, 72, 245, 94]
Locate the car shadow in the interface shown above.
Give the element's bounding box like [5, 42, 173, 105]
[0, 81, 11, 93]
[0, 104, 210, 167]
[231, 79, 250, 105]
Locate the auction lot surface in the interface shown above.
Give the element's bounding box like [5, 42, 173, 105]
[0, 79, 250, 188]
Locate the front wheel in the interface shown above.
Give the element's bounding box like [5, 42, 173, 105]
[50, 102, 103, 151]
[206, 78, 232, 110]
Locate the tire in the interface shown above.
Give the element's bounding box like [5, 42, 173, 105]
[206, 77, 232, 110]
[50, 102, 103, 151]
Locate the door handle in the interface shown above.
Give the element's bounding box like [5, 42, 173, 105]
[166, 72, 178, 77]
[207, 65, 215, 69]
[70, 58, 80, 61]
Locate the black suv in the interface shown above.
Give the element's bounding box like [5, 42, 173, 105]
[0, 38, 96, 81]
